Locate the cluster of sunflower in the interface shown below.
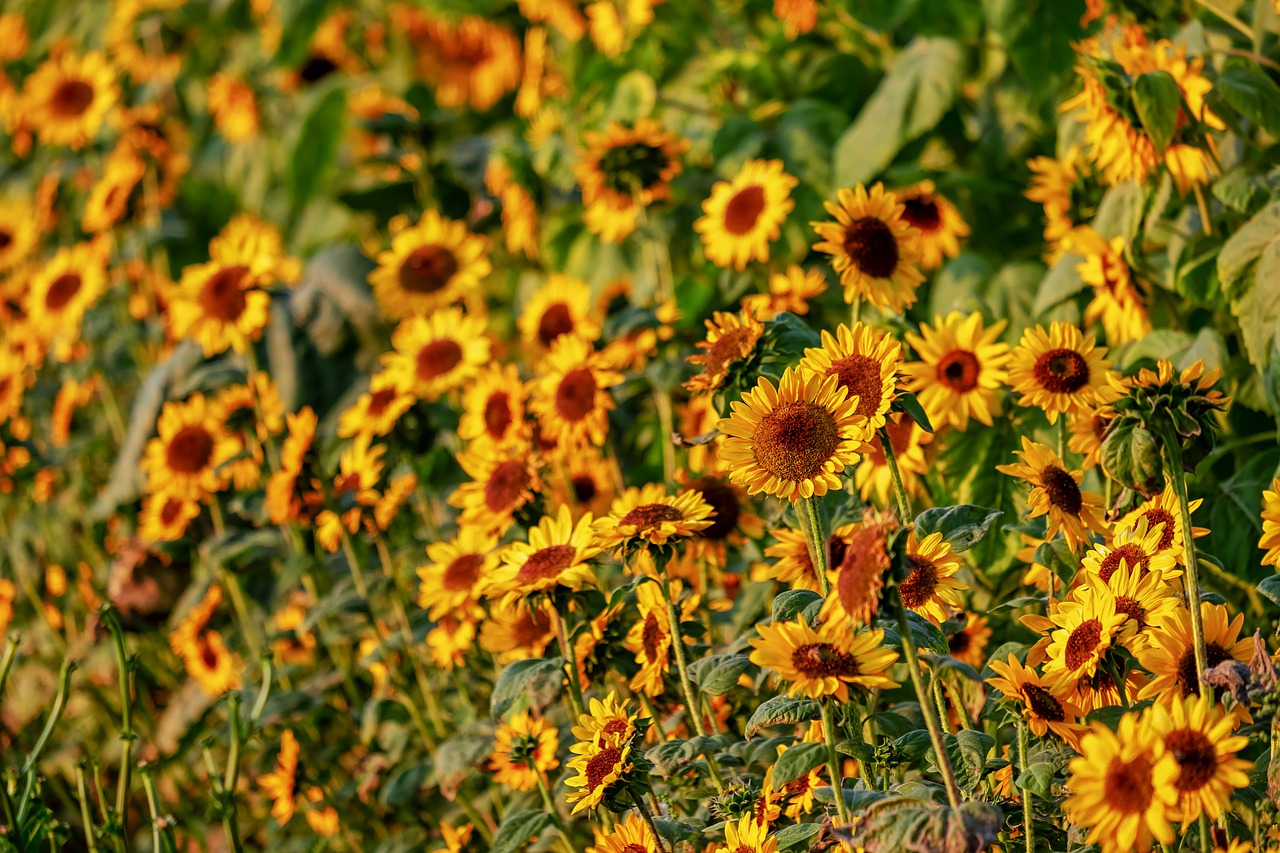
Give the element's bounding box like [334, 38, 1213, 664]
[3, 1, 1280, 853]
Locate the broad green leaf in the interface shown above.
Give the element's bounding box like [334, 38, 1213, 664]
[772, 588, 823, 623]
[289, 86, 348, 217]
[490, 658, 565, 719]
[1032, 252, 1086, 318]
[688, 654, 753, 695]
[913, 505, 1002, 552]
[607, 70, 658, 123]
[1131, 71, 1181, 153]
[1218, 200, 1280, 290]
[492, 810, 552, 853]
[842, 798, 1003, 853]
[1016, 758, 1057, 801]
[1214, 63, 1280, 137]
[1231, 238, 1280, 372]
[775, 822, 823, 850]
[771, 741, 828, 787]
[1259, 575, 1280, 608]
[745, 695, 820, 737]
[936, 730, 995, 794]
[892, 390, 935, 434]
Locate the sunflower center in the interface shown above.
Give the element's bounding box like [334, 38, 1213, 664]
[791, 642, 859, 678]
[733, 846, 754, 853]
[198, 264, 250, 323]
[1176, 642, 1230, 697]
[572, 474, 598, 504]
[1103, 753, 1155, 816]
[483, 459, 529, 511]
[415, 339, 463, 381]
[752, 401, 841, 483]
[723, 184, 766, 235]
[1165, 728, 1218, 792]
[1098, 544, 1149, 581]
[536, 303, 575, 346]
[443, 553, 483, 590]
[516, 544, 577, 584]
[691, 476, 740, 540]
[641, 612, 664, 661]
[166, 425, 214, 474]
[901, 197, 942, 232]
[44, 273, 83, 311]
[1114, 595, 1146, 629]
[600, 142, 669, 194]
[826, 354, 884, 420]
[52, 79, 95, 118]
[1141, 508, 1176, 551]
[366, 388, 398, 418]
[1032, 348, 1089, 393]
[159, 496, 184, 525]
[483, 391, 513, 439]
[398, 245, 459, 294]
[1022, 684, 1066, 722]
[198, 635, 220, 671]
[601, 719, 630, 739]
[299, 54, 338, 84]
[0, 230, 12, 250]
[1063, 618, 1103, 671]
[937, 349, 980, 392]
[898, 555, 938, 609]
[584, 746, 623, 791]
[555, 368, 598, 422]
[619, 503, 683, 532]
[948, 629, 971, 656]
[621, 844, 648, 853]
[842, 217, 899, 279]
[1040, 465, 1083, 516]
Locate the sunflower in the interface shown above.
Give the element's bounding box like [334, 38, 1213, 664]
[895, 180, 969, 271]
[576, 119, 689, 243]
[685, 309, 765, 393]
[1026, 153, 1081, 252]
[403, 13, 522, 111]
[23, 51, 119, 149]
[337, 371, 416, 439]
[947, 613, 992, 669]
[331, 436, 386, 508]
[479, 598, 556, 663]
[449, 445, 543, 534]
[517, 0, 586, 40]
[989, 653, 1090, 746]
[1068, 404, 1112, 469]
[564, 732, 632, 814]
[1064, 714, 1178, 853]
[368, 210, 491, 319]
[903, 311, 1010, 431]
[211, 376, 284, 490]
[798, 322, 900, 433]
[1078, 565, 1180, 654]
[170, 589, 241, 696]
[0, 578, 13, 635]
[811, 182, 925, 312]
[551, 448, 618, 519]
[273, 593, 317, 666]
[1042, 590, 1126, 689]
[593, 484, 714, 557]
[0, 201, 37, 274]
[625, 579, 698, 696]
[588, 814, 661, 853]
[529, 334, 623, 450]
[679, 470, 766, 569]
[716, 815, 778, 853]
[898, 531, 967, 625]
[571, 691, 639, 747]
[1136, 602, 1254, 707]
[1080, 517, 1179, 584]
[741, 265, 828, 321]
[695, 159, 797, 270]
[1148, 695, 1252, 822]
[427, 617, 477, 670]
[1262, 478, 1280, 568]
[1008, 322, 1112, 423]
[718, 367, 870, 501]
[138, 492, 200, 543]
[206, 73, 258, 142]
[259, 730, 301, 825]
[417, 526, 497, 620]
[854, 413, 932, 507]
[382, 308, 491, 401]
[997, 438, 1107, 550]
[491, 711, 560, 792]
[774, 0, 816, 37]
[749, 615, 898, 702]
[754, 526, 822, 592]
[486, 159, 541, 258]
[1061, 226, 1152, 345]
[26, 241, 109, 354]
[142, 395, 237, 502]
[518, 275, 600, 352]
[168, 250, 278, 357]
[487, 505, 600, 601]
[1116, 484, 1208, 567]
[826, 514, 894, 627]
[302, 788, 339, 837]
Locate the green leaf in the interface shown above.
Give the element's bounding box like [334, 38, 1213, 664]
[771, 741, 828, 787]
[1032, 252, 1086, 322]
[688, 654, 753, 695]
[936, 730, 995, 794]
[775, 822, 823, 850]
[491, 810, 552, 853]
[1131, 71, 1181, 154]
[288, 86, 348, 217]
[745, 694, 820, 737]
[1231, 237, 1280, 372]
[490, 658, 565, 720]
[842, 798, 1003, 853]
[1218, 200, 1280, 290]
[1214, 63, 1280, 137]
[380, 763, 428, 808]
[607, 70, 658, 123]
[913, 505, 1002, 552]
[772, 589, 823, 623]
[1032, 539, 1081, 583]
[892, 390, 935, 434]
[1015, 758, 1057, 801]
[1260, 575, 1280, 607]
[891, 730, 933, 764]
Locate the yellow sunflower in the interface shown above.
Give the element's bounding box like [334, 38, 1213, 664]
[449, 445, 542, 535]
[26, 241, 109, 354]
[716, 815, 778, 853]
[82, 142, 146, 233]
[138, 492, 201, 543]
[989, 654, 1087, 746]
[331, 436, 386, 508]
[570, 691, 639, 747]
[427, 617, 477, 671]
[1042, 590, 1126, 689]
[382, 308, 491, 401]
[947, 612, 992, 669]
[491, 711, 560, 792]
[576, 119, 688, 243]
[487, 505, 600, 601]
[518, 275, 600, 351]
[1077, 565, 1180, 654]
[1064, 714, 1178, 853]
[749, 615, 898, 702]
[685, 308, 765, 393]
[486, 159, 541, 258]
[258, 730, 301, 826]
[529, 333, 623, 450]
[1115, 484, 1208, 567]
[898, 531, 967, 625]
[811, 182, 925, 312]
[1007, 321, 1112, 422]
[588, 814, 661, 853]
[368, 210, 491, 319]
[798, 322, 900, 433]
[625, 579, 698, 697]
[564, 737, 632, 814]
[902, 311, 1010, 430]
[403, 12, 522, 111]
[1262, 477, 1280, 568]
[0, 200, 38, 273]
[678, 470, 766, 569]
[718, 366, 870, 501]
[1136, 602, 1254, 708]
[142, 395, 237, 502]
[170, 588, 242, 696]
[895, 180, 969, 270]
[23, 51, 119, 149]
[1068, 404, 1112, 470]
[741, 265, 828, 321]
[695, 159, 797, 270]
[1148, 695, 1252, 822]
[550, 448, 618, 519]
[1080, 517, 1179, 584]
[754, 526, 822, 592]
[1026, 153, 1080, 255]
[458, 363, 529, 450]
[337, 371, 416, 439]
[1064, 226, 1151, 345]
[479, 598, 555, 663]
[854, 412, 933, 507]
[997, 438, 1107, 550]
[822, 514, 894, 627]
[416, 526, 497, 619]
[169, 253, 274, 357]
[593, 484, 713, 555]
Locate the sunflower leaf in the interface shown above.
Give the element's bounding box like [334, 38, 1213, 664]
[770, 741, 827, 787]
[1258, 575, 1280, 608]
[688, 654, 753, 695]
[490, 657, 565, 720]
[772, 588, 823, 623]
[745, 695, 820, 737]
[892, 390, 935, 434]
[1131, 70, 1181, 154]
[491, 810, 552, 853]
[913, 505, 1002, 552]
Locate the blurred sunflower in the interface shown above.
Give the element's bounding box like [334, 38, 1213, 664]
[1065, 226, 1151, 344]
[685, 309, 764, 393]
[517, 0, 586, 40]
[211, 374, 284, 489]
[23, 51, 119, 148]
[827, 515, 894, 626]
[679, 470, 765, 568]
[457, 363, 528, 450]
[1136, 602, 1253, 707]
[716, 815, 778, 853]
[695, 159, 797, 270]
[1080, 517, 1178, 583]
[755, 526, 822, 592]
[1068, 404, 1112, 469]
[169, 240, 284, 357]
[518, 275, 600, 351]
[26, 241, 108, 354]
[947, 613, 992, 669]
[576, 119, 688, 243]
[417, 526, 497, 619]
[1116, 484, 1207, 566]
[449, 445, 542, 534]
[138, 492, 200, 543]
[797, 322, 899, 432]
[405, 13, 522, 111]
[718, 367, 869, 501]
[82, 142, 146, 233]
[854, 414, 932, 506]
[774, 0, 816, 37]
[206, 73, 258, 142]
[626, 579, 698, 696]
[895, 180, 969, 270]
[594, 484, 713, 555]
[991, 655, 1087, 749]
[491, 711, 559, 791]
[749, 615, 897, 701]
[337, 371, 415, 440]
[1148, 695, 1251, 822]
[169, 586, 240, 695]
[427, 617, 477, 671]
[997, 438, 1107, 550]
[485, 159, 541, 258]
[588, 814, 661, 853]
[551, 448, 618, 519]
[368, 210, 491, 319]
[741, 265, 827, 320]
[1026, 153, 1081, 253]
[382, 308, 491, 401]
[1008, 321, 1112, 422]
[479, 598, 555, 663]
[529, 333, 623, 449]
[259, 730, 301, 825]
[1042, 589, 1125, 689]
[273, 592, 317, 665]
[331, 436, 386, 509]
[142, 395, 236, 501]
[898, 531, 967, 625]
[811, 182, 924, 312]
[1261, 477, 1280, 568]
[0, 346, 29, 426]
[0, 200, 37, 273]
[902, 312, 1010, 431]
[487, 505, 600, 601]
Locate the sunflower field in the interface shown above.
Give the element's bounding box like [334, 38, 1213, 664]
[8, 0, 1280, 852]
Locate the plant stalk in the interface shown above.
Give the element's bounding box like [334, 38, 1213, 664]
[820, 699, 852, 827]
[1160, 427, 1209, 684]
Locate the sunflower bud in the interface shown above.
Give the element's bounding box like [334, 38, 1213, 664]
[710, 779, 762, 822]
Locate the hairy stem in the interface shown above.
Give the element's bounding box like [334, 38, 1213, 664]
[820, 700, 852, 827]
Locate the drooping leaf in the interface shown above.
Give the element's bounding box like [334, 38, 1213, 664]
[490, 658, 565, 720]
[892, 390, 935, 434]
[936, 730, 995, 794]
[1131, 70, 1181, 154]
[688, 654, 753, 696]
[770, 741, 828, 787]
[745, 694, 820, 737]
[913, 505, 1002, 552]
[839, 797, 1004, 853]
[1214, 63, 1280, 138]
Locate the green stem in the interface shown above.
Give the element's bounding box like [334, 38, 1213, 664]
[0, 637, 17, 699]
[141, 769, 164, 853]
[879, 427, 913, 524]
[102, 609, 135, 849]
[801, 495, 831, 596]
[221, 694, 245, 853]
[630, 790, 672, 853]
[1197, 814, 1211, 853]
[820, 700, 852, 827]
[76, 766, 100, 853]
[1160, 427, 1209, 684]
[1018, 720, 1034, 853]
[893, 593, 962, 808]
[534, 772, 575, 853]
[659, 567, 725, 792]
[18, 661, 75, 823]
[551, 608, 586, 720]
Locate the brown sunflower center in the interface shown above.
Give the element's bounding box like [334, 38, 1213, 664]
[1032, 347, 1089, 394]
[159, 496, 184, 525]
[166, 425, 214, 474]
[516, 544, 577, 584]
[483, 391, 513, 439]
[1063, 618, 1103, 672]
[1165, 727, 1218, 792]
[723, 184, 766, 235]
[1114, 595, 1146, 628]
[572, 474, 598, 504]
[1022, 684, 1066, 722]
[948, 629, 972, 656]
[1098, 544, 1149, 581]
[366, 388, 398, 418]
[691, 476, 740, 540]
[1103, 753, 1155, 815]
[901, 196, 942, 232]
[733, 846, 754, 853]
[752, 401, 841, 484]
[621, 844, 648, 853]
[791, 642, 859, 678]
[1141, 508, 1176, 551]
[415, 339, 463, 381]
[483, 459, 529, 511]
[52, 79, 95, 118]
[1176, 642, 1231, 697]
[600, 142, 669, 194]
[536, 303, 575, 347]
[601, 719, 630, 739]
[0, 230, 13, 250]
[555, 368, 597, 422]
[299, 54, 338, 84]
[198, 264, 250, 323]
[842, 217, 899, 279]
[619, 503, 683, 532]
[826, 354, 884, 420]
[937, 349, 980, 392]
[44, 273, 83, 312]
[198, 635, 220, 671]
[584, 746, 623, 792]
[443, 553, 483, 590]
[641, 612, 664, 661]
[898, 555, 938, 609]
[398, 245, 459, 295]
[1040, 465, 1083, 516]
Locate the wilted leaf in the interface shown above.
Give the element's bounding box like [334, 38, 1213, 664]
[839, 798, 1003, 853]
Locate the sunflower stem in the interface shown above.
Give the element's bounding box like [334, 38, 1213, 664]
[551, 607, 586, 720]
[801, 495, 831, 596]
[659, 566, 725, 792]
[1017, 719, 1035, 853]
[1197, 814, 1211, 853]
[76, 765, 100, 853]
[850, 295, 863, 326]
[631, 789, 672, 853]
[534, 772, 575, 853]
[892, 593, 962, 808]
[1159, 426, 1209, 685]
[101, 608, 135, 848]
[221, 693, 245, 853]
[820, 699, 852, 827]
[879, 426, 914, 526]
